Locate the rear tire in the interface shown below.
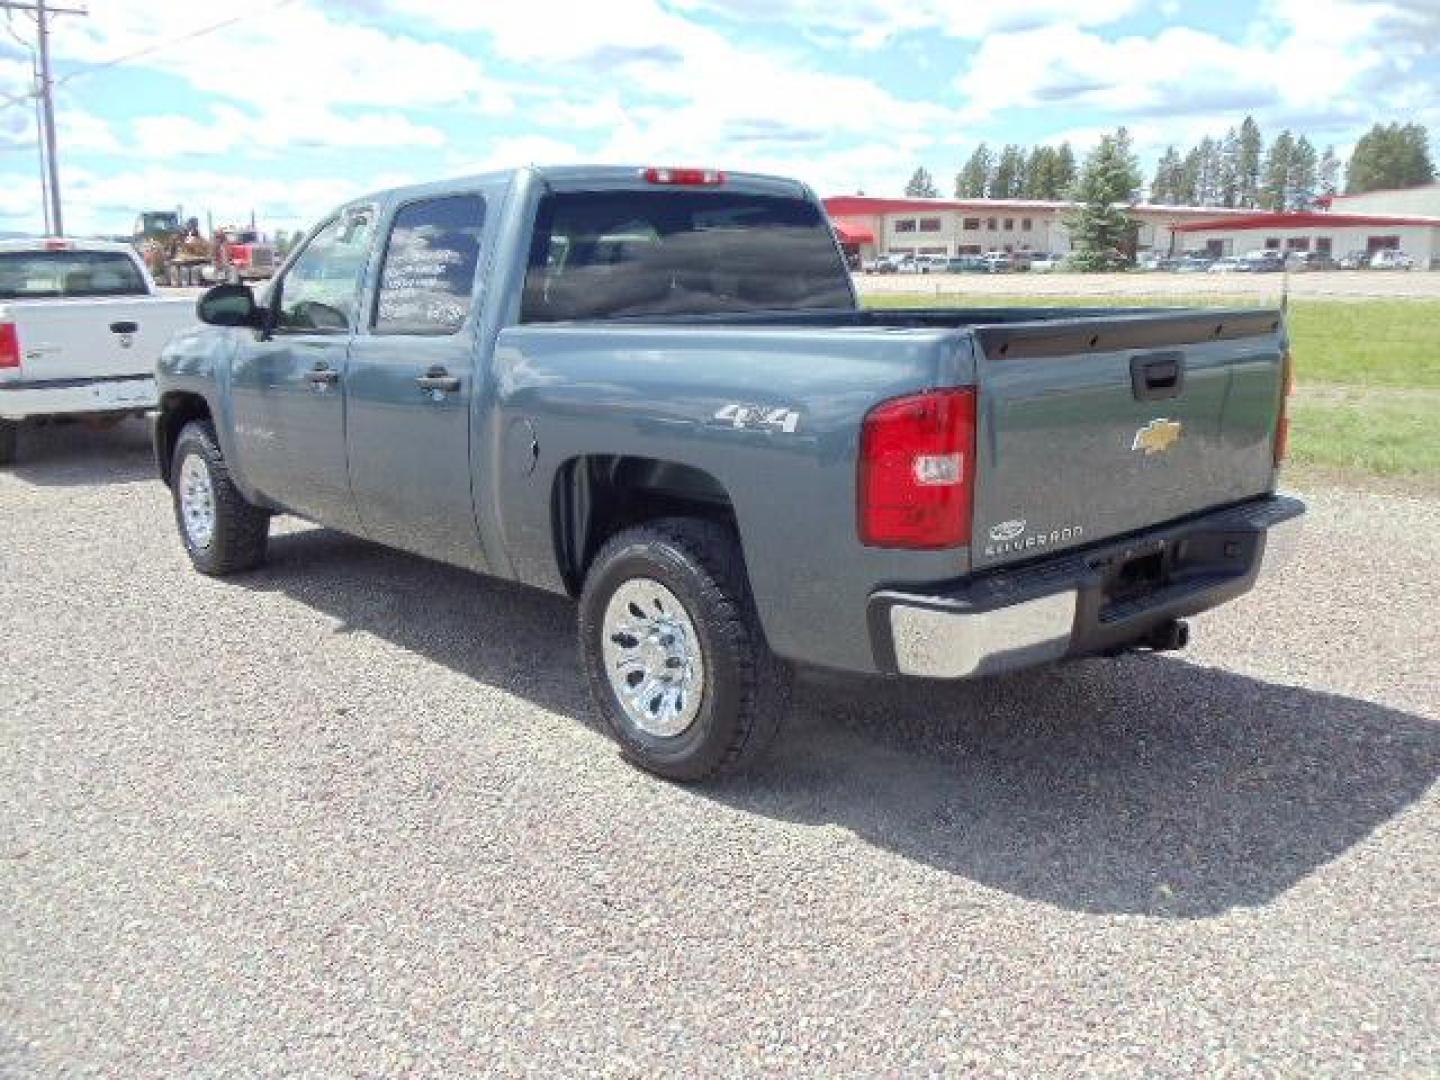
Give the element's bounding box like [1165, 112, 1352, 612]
[170, 420, 269, 575]
[579, 518, 790, 781]
[0, 419, 18, 466]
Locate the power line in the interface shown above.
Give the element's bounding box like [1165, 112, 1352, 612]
[0, 1, 81, 233]
[2, 10, 47, 231]
[52, 0, 296, 90]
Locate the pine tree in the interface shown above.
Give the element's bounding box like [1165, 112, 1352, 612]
[992, 145, 1027, 198]
[1237, 115, 1263, 208]
[904, 166, 939, 198]
[1195, 136, 1223, 205]
[1345, 123, 1435, 193]
[1318, 146, 1342, 199]
[1024, 146, 1055, 199]
[1218, 127, 1240, 207]
[1054, 142, 1077, 195]
[1151, 146, 1183, 204]
[1261, 130, 1295, 211]
[1287, 136, 1318, 210]
[955, 144, 994, 197]
[1065, 128, 1142, 271]
[1178, 147, 1202, 205]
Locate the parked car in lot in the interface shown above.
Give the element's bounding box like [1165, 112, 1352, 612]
[153, 164, 1303, 781]
[912, 254, 950, 274]
[1136, 253, 1178, 272]
[1207, 256, 1251, 273]
[1338, 250, 1371, 270]
[1026, 252, 1064, 272]
[980, 250, 1013, 273]
[1174, 254, 1215, 273]
[945, 255, 991, 273]
[0, 238, 195, 465]
[861, 255, 897, 274]
[1285, 251, 1338, 272]
[1242, 250, 1287, 273]
[1369, 249, 1414, 270]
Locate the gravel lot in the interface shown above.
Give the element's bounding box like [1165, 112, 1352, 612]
[855, 268, 1440, 301]
[3, 421, 1438, 1077]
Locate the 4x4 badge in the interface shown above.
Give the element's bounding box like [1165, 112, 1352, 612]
[1133, 418, 1183, 455]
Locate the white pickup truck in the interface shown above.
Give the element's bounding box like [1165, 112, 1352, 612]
[0, 238, 195, 464]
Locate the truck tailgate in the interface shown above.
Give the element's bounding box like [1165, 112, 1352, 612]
[2, 296, 195, 382]
[970, 310, 1285, 569]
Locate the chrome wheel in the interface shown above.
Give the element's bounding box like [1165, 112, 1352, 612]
[601, 577, 705, 737]
[178, 453, 216, 549]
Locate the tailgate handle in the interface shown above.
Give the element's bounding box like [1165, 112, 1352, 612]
[1131, 351, 1185, 401]
[109, 320, 139, 335]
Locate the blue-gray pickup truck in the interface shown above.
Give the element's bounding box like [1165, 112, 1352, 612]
[153, 165, 1303, 780]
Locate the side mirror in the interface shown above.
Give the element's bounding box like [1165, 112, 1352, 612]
[196, 283, 262, 329]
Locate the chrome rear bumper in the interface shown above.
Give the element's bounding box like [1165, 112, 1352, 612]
[871, 494, 1305, 679]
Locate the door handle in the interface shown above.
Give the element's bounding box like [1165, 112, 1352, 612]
[416, 368, 461, 392]
[1130, 351, 1185, 401]
[109, 320, 139, 335]
[305, 365, 340, 385]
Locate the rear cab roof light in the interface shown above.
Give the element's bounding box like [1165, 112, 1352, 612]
[43, 238, 74, 251]
[642, 167, 725, 186]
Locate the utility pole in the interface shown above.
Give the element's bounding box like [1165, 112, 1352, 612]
[1, 0, 87, 236]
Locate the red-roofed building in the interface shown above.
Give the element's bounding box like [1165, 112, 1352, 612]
[1172, 209, 1440, 266]
[822, 195, 1254, 262]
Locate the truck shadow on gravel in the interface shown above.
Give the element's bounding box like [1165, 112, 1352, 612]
[250, 526, 1439, 920]
[3, 418, 156, 487]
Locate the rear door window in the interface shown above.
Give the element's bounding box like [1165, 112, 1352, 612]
[373, 194, 487, 335]
[521, 190, 852, 322]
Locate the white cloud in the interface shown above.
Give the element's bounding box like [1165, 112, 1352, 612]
[670, 0, 1144, 48]
[958, 25, 1280, 120]
[396, 0, 965, 178]
[446, 134, 585, 175]
[56, 1, 507, 114]
[131, 106, 446, 159]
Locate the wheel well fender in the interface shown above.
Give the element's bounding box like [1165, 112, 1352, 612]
[154, 391, 213, 486]
[550, 455, 739, 596]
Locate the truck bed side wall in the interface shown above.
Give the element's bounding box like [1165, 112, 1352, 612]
[487, 325, 979, 673]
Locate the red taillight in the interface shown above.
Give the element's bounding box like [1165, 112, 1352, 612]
[858, 388, 976, 549]
[1275, 348, 1294, 468]
[0, 322, 19, 369]
[642, 166, 725, 186]
[229, 245, 251, 266]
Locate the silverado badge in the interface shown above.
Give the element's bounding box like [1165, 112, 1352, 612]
[1132, 418, 1183, 455]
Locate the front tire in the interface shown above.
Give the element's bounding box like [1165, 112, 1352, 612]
[579, 519, 790, 781]
[170, 421, 269, 575]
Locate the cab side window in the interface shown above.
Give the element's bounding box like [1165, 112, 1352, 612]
[373, 195, 486, 335]
[275, 210, 375, 333]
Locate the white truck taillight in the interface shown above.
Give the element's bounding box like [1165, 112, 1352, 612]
[0, 322, 19, 370]
[858, 387, 977, 549]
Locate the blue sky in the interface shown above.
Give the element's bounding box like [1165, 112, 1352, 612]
[1, 0, 1436, 235]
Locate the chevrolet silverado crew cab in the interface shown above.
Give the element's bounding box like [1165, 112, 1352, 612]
[1, 238, 195, 464]
[153, 165, 1303, 780]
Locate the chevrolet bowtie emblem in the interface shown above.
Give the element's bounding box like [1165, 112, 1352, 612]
[1132, 418, 1183, 455]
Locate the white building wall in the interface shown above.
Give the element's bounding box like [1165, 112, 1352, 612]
[1329, 184, 1440, 217]
[873, 206, 1235, 257]
[1177, 223, 1440, 263]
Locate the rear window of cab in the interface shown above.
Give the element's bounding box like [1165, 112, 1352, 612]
[0, 251, 148, 300]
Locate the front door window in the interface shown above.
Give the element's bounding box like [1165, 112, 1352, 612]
[275, 210, 375, 333]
